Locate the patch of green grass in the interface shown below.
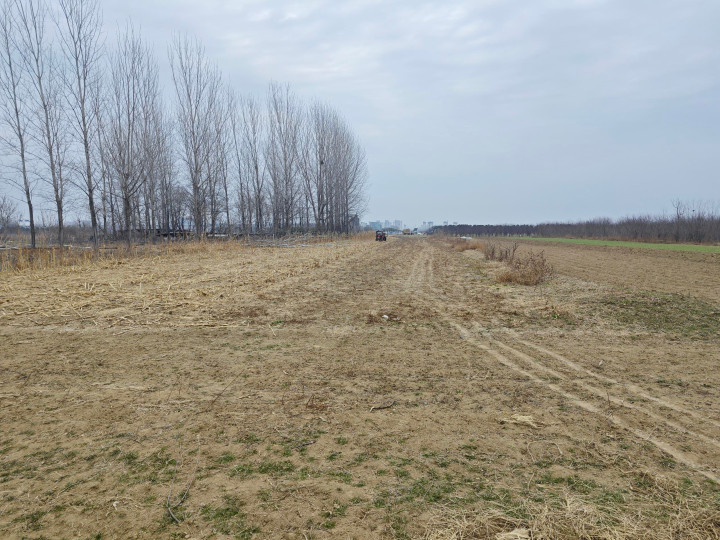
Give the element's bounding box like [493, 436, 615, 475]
[326, 469, 352, 483]
[229, 463, 255, 478]
[119, 448, 176, 484]
[407, 476, 456, 503]
[256, 460, 296, 475]
[200, 495, 259, 539]
[594, 489, 627, 506]
[12, 510, 46, 530]
[597, 291, 720, 338]
[322, 501, 347, 519]
[351, 452, 376, 465]
[538, 472, 598, 494]
[235, 433, 261, 444]
[216, 452, 237, 464]
[511, 237, 720, 253]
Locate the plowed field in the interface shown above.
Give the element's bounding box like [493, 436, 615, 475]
[1, 237, 719, 539]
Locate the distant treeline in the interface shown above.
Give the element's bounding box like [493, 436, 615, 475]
[431, 224, 536, 237]
[432, 202, 720, 244]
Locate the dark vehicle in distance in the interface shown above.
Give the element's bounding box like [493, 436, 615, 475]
[375, 230, 387, 241]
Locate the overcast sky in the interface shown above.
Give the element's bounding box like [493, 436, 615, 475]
[21, 0, 720, 226]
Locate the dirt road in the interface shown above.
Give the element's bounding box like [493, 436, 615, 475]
[1, 237, 719, 539]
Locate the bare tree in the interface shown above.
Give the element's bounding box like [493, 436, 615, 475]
[56, 0, 103, 244]
[0, 0, 35, 246]
[15, 0, 70, 245]
[104, 25, 158, 244]
[153, 105, 175, 235]
[237, 94, 265, 232]
[265, 82, 301, 232]
[0, 192, 16, 241]
[90, 73, 115, 238]
[214, 86, 232, 235]
[298, 101, 367, 233]
[169, 34, 223, 235]
[299, 101, 335, 231]
[228, 89, 247, 232]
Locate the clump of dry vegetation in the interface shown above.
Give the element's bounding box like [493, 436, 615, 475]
[483, 241, 518, 262]
[447, 237, 486, 252]
[483, 241, 553, 285]
[496, 250, 554, 285]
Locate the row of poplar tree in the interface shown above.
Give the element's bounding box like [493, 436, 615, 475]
[0, 0, 368, 247]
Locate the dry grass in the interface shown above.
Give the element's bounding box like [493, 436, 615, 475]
[0, 233, 355, 274]
[424, 491, 720, 539]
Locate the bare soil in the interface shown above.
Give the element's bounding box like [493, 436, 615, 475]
[1, 236, 719, 539]
[509, 238, 720, 302]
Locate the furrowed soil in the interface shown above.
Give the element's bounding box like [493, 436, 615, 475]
[1, 237, 719, 539]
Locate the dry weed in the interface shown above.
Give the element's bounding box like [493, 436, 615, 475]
[483, 241, 518, 263]
[447, 237, 486, 252]
[496, 251, 554, 286]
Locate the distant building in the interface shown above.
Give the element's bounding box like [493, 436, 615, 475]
[383, 220, 391, 228]
[393, 220, 402, 229]
[370, 221, 382, 230]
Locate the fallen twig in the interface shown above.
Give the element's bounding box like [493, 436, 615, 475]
[296, 439, 317, 449]
[370, 400, 395, 412]
[203, 374, 241, 412]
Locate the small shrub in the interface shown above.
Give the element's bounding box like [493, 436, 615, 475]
[496, 251, 553, 286]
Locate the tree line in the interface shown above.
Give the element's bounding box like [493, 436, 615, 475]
[433, 201, 720, 244]
[0, 0, 368, 247]
[537, 201, 720, 244]
[431, 224, 536, 237]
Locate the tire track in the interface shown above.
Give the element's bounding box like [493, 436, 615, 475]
[517, 339, 720, 431]
[452, 322, 720, 484]
[407, 239, 720, 484]
[403, 240, 431, 293]
[488, 338, 720, 451]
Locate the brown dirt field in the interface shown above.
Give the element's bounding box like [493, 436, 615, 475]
[1, 237, 719, 539]
[508, 239, 720, 302]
